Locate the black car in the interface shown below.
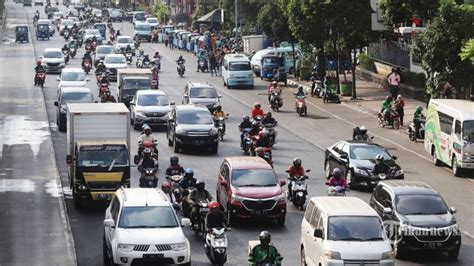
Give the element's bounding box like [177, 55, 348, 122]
[324, 140, 404, 188]
[46, 6, 59, 19]
[370, 181, 461, 259]
[167, 105, 219, 154]
[54, 87, 95, 131]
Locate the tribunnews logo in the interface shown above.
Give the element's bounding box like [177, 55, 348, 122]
[382, 220, 460, 244]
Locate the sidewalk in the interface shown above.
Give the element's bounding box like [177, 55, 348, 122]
[288, 73, 425, 126]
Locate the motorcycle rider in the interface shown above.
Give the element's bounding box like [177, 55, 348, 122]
[141, 54, 151, 67]
[248, 231, 283, 266]
[102, 90, 116, 103]
[268, 81, 282, 105]
[413, 106, 425, 138]
[251, 102, 265, 119]
[161, 181, 179, 208]
[287, 158, 306, 200]
[372, 154, 390, 176]
[189, 180, 213, 226]
[153, 51, 161, 59]
[137, 125, 158, 156]
[124, 44, 132, 54]
[261, 112, 276, 126]
[179, 168, 197, 191]
[95, 60, 106, 75]
[352, 126, 370, 141]
[81, 51, 93, 68]
[205, 201, 227, 232]
[61, 44, 69, 56]
[239, 115, 253, 146]
[98, 72, 109, 85]
[212, 105, 227, 132]
[253, 131, 271, 150]
[196, 50, 207, 72]
[327, 168, 348, 189]
[34, 60, 45, 86]
[137, 148, 158, 187]
[165, 155, 185, 178]
[295, 85, 306, 97]
[380, 96, 393, 124]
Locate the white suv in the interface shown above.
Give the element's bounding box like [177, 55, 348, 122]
[103, 188, 192, 265]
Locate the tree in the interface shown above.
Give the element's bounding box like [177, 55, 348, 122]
[154, 1, 171, 23]
[256, 1, 293, 43]
[378, 0, 440, 26]
[460, 37, 474, 63]
[413, 0, 474, 97]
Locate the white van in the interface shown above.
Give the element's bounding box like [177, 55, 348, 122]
[300, 197, 394, 266]
[424, 99, 474, 176]
[250, 46, 301, 76]
[221, 54, 254, 89]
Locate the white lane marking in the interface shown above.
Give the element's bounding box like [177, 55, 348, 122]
[0, 179, 35, 193]
[62, 186, 73, 199]
[462, 230, 474, 240]
[44, 179, 63, 197]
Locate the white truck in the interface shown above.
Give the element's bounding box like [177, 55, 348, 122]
[242, 35, 265, 55]
[117, 68, 152, 108]
[66, 103, 131, 208]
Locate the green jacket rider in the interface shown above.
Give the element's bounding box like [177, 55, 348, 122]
[413, 106, 425, 123]
[248, 231, 282, 266]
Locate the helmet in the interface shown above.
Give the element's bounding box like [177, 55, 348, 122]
[143, 148, 152, 157]
[259, 231, 271, 242]
[359, 126, 367, 134]
[184, 168, 194, 178]
[293, 158, 302, 167]
[298, 85, 304, 91]
[126, 44, 131, 48]
[266, 112, 272, 118]
[254, 102, 261, 108]
[375, 154, 384, 162]
[37, 60, 42, 65]
[332, 168, 342, 177]
[385, 96, 392, 101]
[196, 179, 205, 191]
[170, 156, 179, 165]
[208, 201, 220, 209]
[143, 125, 151, 132]
[243, 115, 250, 122]
[416, 106, 423, 113]
[161, 181, 171, 192]
[272, 81, 277, 86]
[259, 131, 266, 138]
[216, 105, 222, 111]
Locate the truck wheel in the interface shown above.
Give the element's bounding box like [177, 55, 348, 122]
[452, 157, 461, 177]
[433, 148, 441, 166]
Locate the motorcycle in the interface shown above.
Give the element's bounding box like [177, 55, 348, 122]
[323, 88, 340, 103]
[69, 47, 77, 59]
[255, 147, 272, 167]
[295, 95, 307, 116]
[85, 42, 92, 52]
[135, 140, 158, 164]
[83, 59, 91, 74]
[62, 50, 70, 64]
[153, 58, 161, 70]
[326, 185, 347, 196]
[198, 58, 208, 72]
[192, 201, 210, 236]
[168, 174, 184, 203]
[125, 52, 133, 64]
[287, 169, 310, 210]
[177, 61, 185, 77]
[139, 168, 158, 188]
[262, 123, 277, 147]
[241, 128, 253, 155]
[63, 29, 70, 40]
[215, 115, 228, 141]
[408, 119, 425, 142]
[151, 67, 159, 89]
[248, 241, 283, 266]
[310, 80, 323, 98]
[378, 108, 401, 129]
[36, 72, 46, 88]
[205, 228, 229, 266]
[269, 91, 283, 112]
[91, 41, 97, 53]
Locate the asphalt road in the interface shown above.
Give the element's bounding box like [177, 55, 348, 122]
[13, 3, 474, 266]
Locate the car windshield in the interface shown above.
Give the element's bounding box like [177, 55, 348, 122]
[177, 110, 213, 124]
[44, 51, 63, 58]
[396, 195, 448, 215]
[138, 94, 169, 106]
[118, 37, 132, 43]
[190, 87, 218, 98]
[110, 10, 121, 16]
[136, 25, 151, 31]
[350, 145, 392, 160]
[463, 120, 474, 143]
[105, 56, 126, 64]
[17, 27, 27, 32]
[61, 92, 93, 103]
[262, 57, 278, 64]
[231, 169, 277, 187]
[328, 216, 384, 241]
[147, 18, 158, 23]
[38, 25, 49, 30]
[94, 24, 106, 30]
[123, 79, 150, 90]
[48, 7, 59, 12]
[85, 29, 100, 35]
[118, 206, 178, 228]
[54, 12, 63, 17]
[229, 62, 251, 71]
[61, 72, 85, 81]
[93, 10, 101, 15]
[97, 46, 113, 54]
[62, 20, 73, 26]
[77, 144, 128, 167]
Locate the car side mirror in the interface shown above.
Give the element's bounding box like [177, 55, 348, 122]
[181, 218, 191, 227]
[305, 169, 311, 173]
[133, 155, 140, 165]
[56, 77, 60, 81]
[313, 228, 323, 239]
[66, 155, 72, 164]
[340, 153, 348, 159]
[103, 219, 115, 228]
[450, 207, 457, 214]
[383, 207, 393, 215]
[392, 155, 398, 160]
[279, 179, 286, 186]
[218, 95, 222, 98]
[54, 101, 58, 106]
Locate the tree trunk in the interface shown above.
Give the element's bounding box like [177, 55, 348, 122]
[351, 48, 357, 99]
[317, 47, 326, 80]
[333, 32, 340, 94]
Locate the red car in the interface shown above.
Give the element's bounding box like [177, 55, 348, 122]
[216, 157, 287, 226]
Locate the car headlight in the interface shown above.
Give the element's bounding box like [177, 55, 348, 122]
[209, 127, 218, 135]
[175, 127, 186, 135]
[353, 167, 367, 175]
[231, 194, 243, 201]
[395, 169, 404, 176]
[117, 244, 134, 253]
[462, 152, 470, 161]
[324, 250, 341, 260]
[274, 193, 286, 201]
[382, 251, 395, 260]
[170, 242, 187, 251]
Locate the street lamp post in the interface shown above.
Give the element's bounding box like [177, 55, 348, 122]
[234, 0, 238, 38]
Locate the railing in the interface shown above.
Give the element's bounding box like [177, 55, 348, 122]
[368, 42, 410, 69]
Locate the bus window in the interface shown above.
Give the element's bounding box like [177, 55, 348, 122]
[439, 112, 453, 134]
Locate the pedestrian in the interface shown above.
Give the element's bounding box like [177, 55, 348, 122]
[209, 52, 217, 77]
[394, 95, 405, 126]
[387, 68, 400, 99]
[218, 50, 225, 76]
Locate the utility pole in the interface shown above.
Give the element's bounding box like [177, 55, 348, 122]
[234, 0, 238, 38]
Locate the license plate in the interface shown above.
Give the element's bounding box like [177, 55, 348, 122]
[96, 194, 111, 200]
[253, 210, 267, 215]
[193, 140, 204, 144]
[425, 242, 441, 248]
[143, 254, 164, 259]
[201, 207, 209, 212]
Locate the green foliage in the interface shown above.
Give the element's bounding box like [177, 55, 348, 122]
[359, 53, 377, 72]
[413, 0, 474, 89]
[256, 1, 293, 43]
[378, 0, 440, 26]
[460, 37, 474, 63]
[154, 1, 170, 23]
[401, 71, 427, 88]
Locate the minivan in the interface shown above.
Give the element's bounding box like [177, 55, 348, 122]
[251, 47, 301, 76]
[221, 54, 254, 89]
[301, 197, 394, 266]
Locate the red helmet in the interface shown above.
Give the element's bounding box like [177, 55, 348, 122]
[161, 181, 171, 190]
[37, 60, 42, 65]
[208, 201, 220, 209]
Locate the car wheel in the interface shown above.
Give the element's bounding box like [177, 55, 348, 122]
[393, 119, 400, 129]
[103, 235, 110, 266]
[324, 161, 331, 179]
[448, 248, 460, 259]
[433, 148, 441, 166]
[173, 138, 180, 153]
[210, 144, 218, 154]
[452, 157, 461, 177]
[300, 247, 307, 266]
